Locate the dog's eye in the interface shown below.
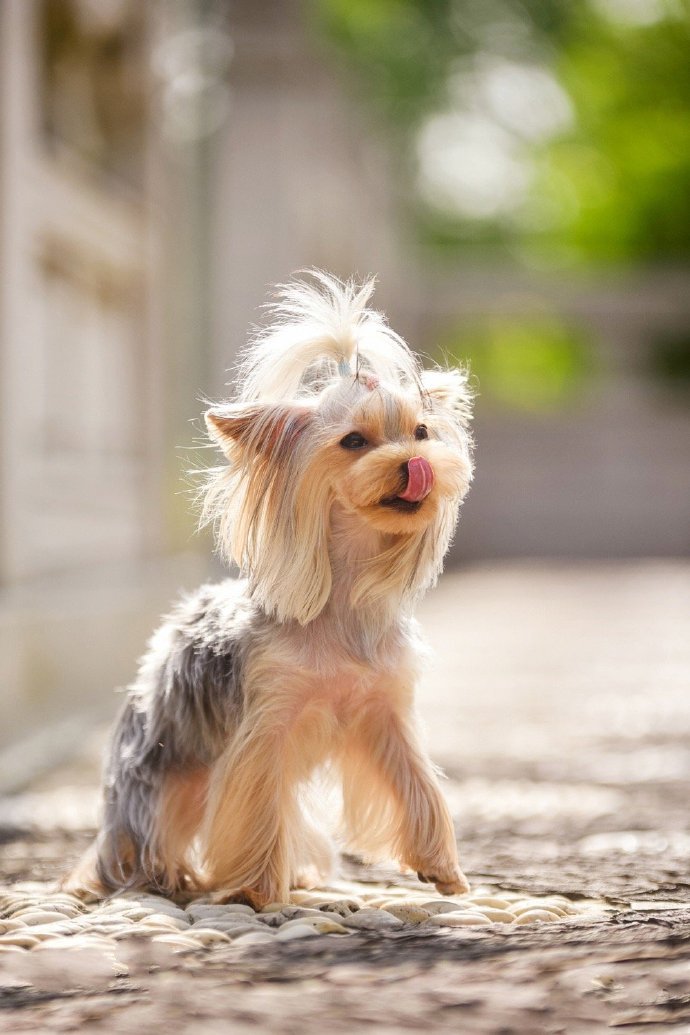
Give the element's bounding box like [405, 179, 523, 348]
[340, 431, 368, 450]
[414, 424, 429, 441]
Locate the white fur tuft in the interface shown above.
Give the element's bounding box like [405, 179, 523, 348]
[237, 270, 422, 401]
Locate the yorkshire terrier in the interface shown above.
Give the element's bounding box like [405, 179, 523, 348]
[65, 272, 474, 907]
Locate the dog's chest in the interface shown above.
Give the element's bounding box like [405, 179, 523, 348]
[257, 614, 424, 726]
[284, 665, 409, 733]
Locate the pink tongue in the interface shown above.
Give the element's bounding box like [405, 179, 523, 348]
[399, 456, 434, 502]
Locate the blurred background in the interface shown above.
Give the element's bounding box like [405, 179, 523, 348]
[1, 0, 688, 780]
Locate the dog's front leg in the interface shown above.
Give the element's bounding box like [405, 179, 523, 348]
[343, 697, 469, 896]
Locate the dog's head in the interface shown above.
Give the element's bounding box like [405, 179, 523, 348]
[203, 273, 473, 624]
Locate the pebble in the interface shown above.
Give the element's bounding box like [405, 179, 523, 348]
[3, 901, 37, 917]
[274, 924, 321, 942]
[151, 934, 203, 952]
[341, 909, 404, 931]
[15, 902, 81, 919]
[278, 917, 350, 935]
[291, 894, 362, 915]
[69, 917, 120, 935]
[378, 902, 431, 924]
[233, 930, 276, 946]
[23, 922, 76, 940]
[315, 911, 351, 925]
[260, 902, 287, 914]
[189, 916, 262, 933]
[0, 933, 41, 948]
[468, 906, 517, 924]
[316, 899, 362, 916]
[218, 903, 257, 917]
[128, 894, 180, 908]
[186, 904, 254, 922]
[77, 912, 132, 926]
[229, 923, 278, 939]
[513, 899, 572, 917]
[255, 912, 287, 928]
[514, 909, 562, 925]
[32, 935, 115, 952]
[0, 920, 25, 934]
[417, 899, 467, 915]
[112, 925, 180, 940]
[110, 907, 155, 922]
[278, 905, 325, 920]
[141, 912, 191, 931]
[189, 928, 232, 946]
[83, 924, 135, 939]
[468, 896, 513, 910]
[128, 899, 189, 922]
[424, 912, 492, 928]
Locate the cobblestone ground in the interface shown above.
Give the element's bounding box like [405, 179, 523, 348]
[1, 562, 689, 1033]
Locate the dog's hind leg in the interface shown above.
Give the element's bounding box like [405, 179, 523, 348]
[153, 766, 210, 893]
[61, 841, 109, 900]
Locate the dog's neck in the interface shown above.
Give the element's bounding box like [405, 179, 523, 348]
[307, 502, 421, 663]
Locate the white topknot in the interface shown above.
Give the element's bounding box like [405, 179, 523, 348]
[235, 270, 423, 402]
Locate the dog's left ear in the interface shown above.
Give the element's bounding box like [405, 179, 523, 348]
[204, 399, 329, 626]
[421, 368, 473, 427]
[205, 401, 313, 458]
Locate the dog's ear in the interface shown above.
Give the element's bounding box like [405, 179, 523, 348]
[204, 399, 329, 625]
[205, 401, 313, 457]
[421, 368, 473, 427]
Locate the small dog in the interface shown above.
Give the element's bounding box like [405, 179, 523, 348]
[66, 272, 474, 907]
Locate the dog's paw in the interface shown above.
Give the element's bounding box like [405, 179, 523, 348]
[416, 866, 470, 896]
[434, 872, 470, 896]
[292, 864, 322, 890]
[213, 886, 268, 910]
[60, 876, 106, 904]
[60, 846, 108, 903]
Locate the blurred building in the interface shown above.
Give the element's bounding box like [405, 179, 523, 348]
[1, 0, 688, 769]
[0, 0, 209, 767]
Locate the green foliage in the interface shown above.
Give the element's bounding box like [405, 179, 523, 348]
[314, 0, 463, 129]
[313, 0, 690, 265]
[440, 311, 593, 412]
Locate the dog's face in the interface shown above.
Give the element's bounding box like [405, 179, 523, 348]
[317, 377, 472, 536]
[203, 276, 473, 625]
[206, 371, 472, 542]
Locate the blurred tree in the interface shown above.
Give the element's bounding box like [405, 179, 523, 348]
[313, 0, 690, 266]
[440, 308, 593, 410]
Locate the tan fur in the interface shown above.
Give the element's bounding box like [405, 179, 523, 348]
[201, 645, 466, 905]
[66, 273, 474, 908]
[154, 768, 210, 892]
[62, 842, 108, 901]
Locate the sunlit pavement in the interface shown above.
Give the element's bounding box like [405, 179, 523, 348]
[419, 560, 690, 899]
[1, 560, 689, 1033]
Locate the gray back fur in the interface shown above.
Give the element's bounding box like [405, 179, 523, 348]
[97, 578, 259, 889]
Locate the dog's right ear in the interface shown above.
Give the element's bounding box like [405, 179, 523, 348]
[421, 368, 473, 428]
[205, 401, 314, 459]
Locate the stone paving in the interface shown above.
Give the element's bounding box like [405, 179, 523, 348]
[0, 879, 606, 953]
[0, 561, 689, 1032]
